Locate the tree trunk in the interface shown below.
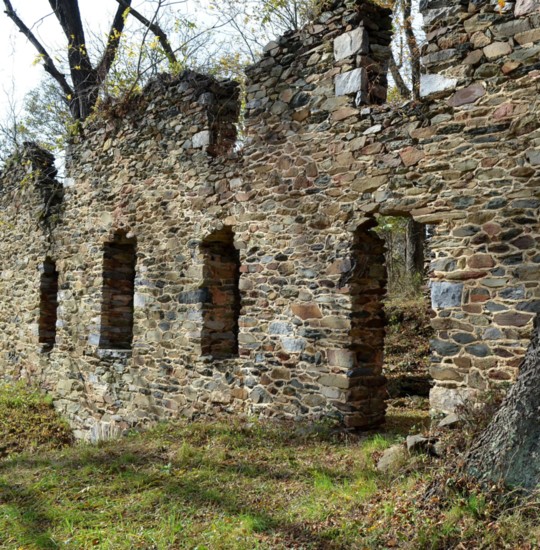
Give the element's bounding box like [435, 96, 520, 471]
[467, 314, 540, 490]
[402, 0, 420, 100]
[388, 52, 411, 99]
[405, 218, 424, 276]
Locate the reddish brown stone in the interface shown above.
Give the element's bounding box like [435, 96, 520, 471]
[511, 235, 536, 249]
[463, 304, 482, 314]
[494, 312, 534, 327]
[463, 49, 484, 65]
[454, 356, 472, 369]
[482, 222, 502, 236]
[446, 270, 487, 280]
[493, 103, 514, 121]
[399, 146, 425, 167]
[360, 142, 383, 155]
[331, 107, 359, 121]
[291, 303, 323, 320]
[409, 126, 437, 139]
[501, 61, 522, 75]
[448, 83, 486, 107]
[467, 254, 495, 269]
[470, 288, 490, 302]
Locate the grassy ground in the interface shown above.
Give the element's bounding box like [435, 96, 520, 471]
[0, 385, 538, 549]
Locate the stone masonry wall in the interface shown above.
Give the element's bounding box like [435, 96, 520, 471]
[0, 0, 538, 439]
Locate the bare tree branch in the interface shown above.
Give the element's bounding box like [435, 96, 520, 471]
[96, 0, 133, 84]
[2, 0, 74, 100]
[115, 0, 178, 66]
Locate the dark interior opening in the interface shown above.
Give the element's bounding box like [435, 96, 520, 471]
[200, 227, 241, 358]
[99, 233, 136, 350]
[39, 258, 59, 351]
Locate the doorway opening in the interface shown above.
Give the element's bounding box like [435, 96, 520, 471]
[375, 216, 433, 423]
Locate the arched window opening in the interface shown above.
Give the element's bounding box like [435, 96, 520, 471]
[99, 233, 136, 350]
[39, 258, 59, 351]
[200, 227, 240, 359]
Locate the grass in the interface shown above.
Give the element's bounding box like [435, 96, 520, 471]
[0, 385, 538, 549]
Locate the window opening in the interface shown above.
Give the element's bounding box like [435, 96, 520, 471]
[200, 227, 241, 358]
[99, 233, 136, 350]
[39, 258, 59, 351]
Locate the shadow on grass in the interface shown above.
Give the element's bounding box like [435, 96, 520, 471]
[0, 439, 360, 549]
[0, 478, 59, 549]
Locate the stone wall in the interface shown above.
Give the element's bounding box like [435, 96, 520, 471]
[0, 0, 538, 438]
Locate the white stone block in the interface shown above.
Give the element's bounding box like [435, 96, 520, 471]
[420, 74, 458, 98]
[335, 68, 368, 97]
[192, 130, 211, 148]
[334, 27, 369, 61]
[430, 386, 476, 415]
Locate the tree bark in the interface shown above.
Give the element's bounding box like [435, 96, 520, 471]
[467, 314, 540, 490]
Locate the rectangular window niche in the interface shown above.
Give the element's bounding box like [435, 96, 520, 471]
[201, 227, 241, 359]
[39, 258, 59, 351]
[99, 235, 136, 350]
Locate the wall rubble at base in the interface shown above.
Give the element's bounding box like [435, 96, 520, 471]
[0, 0, 538, 438]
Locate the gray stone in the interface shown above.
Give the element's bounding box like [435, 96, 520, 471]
[250, 387, 271, 404]
[515, 0, 540, 16]
[526, 149, 540, 165]
[483, 327, 504, 340]
[333, 27, 369, 61]
[431, 282, 463, 309]
[178, 289, 210, 304]
[281, 338, 306, 353]
[421, 48, 457, 67]
[192, 130, 211, 148]
[438, 412, 461, 429]
[406, 434, 436, 454]
[431, 339, 460, 356]
[500, 286, 526, 300]
[430, 387, 476, 415]
[335, 68, 368, 96]
[465, 343, 491, 357]
[377, 444, 406, 473]
[420, 74, 458, 98]
[491, 18, 531, 38]
[268, 322, 294, 335]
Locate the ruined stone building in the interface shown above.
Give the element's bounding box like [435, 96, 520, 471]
[0, 0, 539, 439]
